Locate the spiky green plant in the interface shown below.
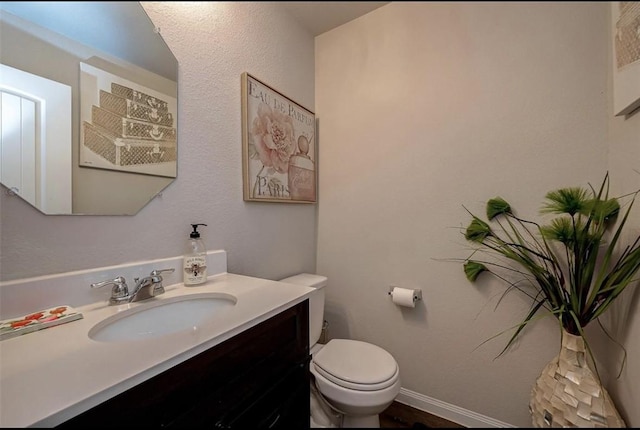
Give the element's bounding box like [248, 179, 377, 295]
[462, 173, 640, 363]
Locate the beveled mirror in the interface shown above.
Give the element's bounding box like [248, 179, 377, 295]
[0, 2, 178, 215]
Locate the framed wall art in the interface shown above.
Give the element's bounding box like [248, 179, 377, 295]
[241, 72, 317, 203]
[612, 1, 640, 117]
[79, 62, 177, 177]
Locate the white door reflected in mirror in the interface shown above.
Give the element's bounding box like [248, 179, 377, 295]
[0, 64, 72, 214]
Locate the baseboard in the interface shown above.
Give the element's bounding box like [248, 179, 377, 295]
[395, 388, 517, 428]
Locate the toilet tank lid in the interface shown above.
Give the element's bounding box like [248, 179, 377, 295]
[280, 273, 327, 288]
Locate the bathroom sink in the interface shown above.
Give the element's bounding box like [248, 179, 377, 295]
[88, 292, 237, 342]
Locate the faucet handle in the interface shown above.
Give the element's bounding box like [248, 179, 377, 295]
[149, 268, 175, 283]
[150, 268, 175, 277]
[90, 276, 130, 304]
[137, 268, 175, 299]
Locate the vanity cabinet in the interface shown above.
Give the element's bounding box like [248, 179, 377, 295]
[58, 300, 310, 429]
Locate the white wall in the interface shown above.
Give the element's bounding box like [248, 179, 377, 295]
[315, 2, 621, 427]
[0, 2, 317, 281]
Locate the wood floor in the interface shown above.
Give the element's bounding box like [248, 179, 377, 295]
[379, 401, 466, 428]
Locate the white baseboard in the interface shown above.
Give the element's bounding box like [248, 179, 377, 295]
[395, 388, 517, 428]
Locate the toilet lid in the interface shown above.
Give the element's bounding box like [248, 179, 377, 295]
[312, 339, 398, 391]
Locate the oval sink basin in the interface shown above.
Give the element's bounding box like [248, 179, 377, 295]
[88, 292, 237, 342]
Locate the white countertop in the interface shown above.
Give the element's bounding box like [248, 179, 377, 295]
[0, 272, 315, 428]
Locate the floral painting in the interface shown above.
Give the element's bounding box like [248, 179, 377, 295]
[241, 73, 316, 203]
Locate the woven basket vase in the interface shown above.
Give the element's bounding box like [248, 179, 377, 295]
[529, 329, 626, 428]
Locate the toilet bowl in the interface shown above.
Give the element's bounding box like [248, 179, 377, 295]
[280, 273, 401, 428]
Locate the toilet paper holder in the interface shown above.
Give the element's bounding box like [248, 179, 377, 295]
[387, 286, 422, 302]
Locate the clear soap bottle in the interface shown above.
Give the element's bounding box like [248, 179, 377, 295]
[183, 223, 208, 286]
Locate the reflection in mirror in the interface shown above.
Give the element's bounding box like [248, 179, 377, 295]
[0, 2, 178, 215]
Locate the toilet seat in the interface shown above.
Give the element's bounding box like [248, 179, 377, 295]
[312, 339, 399, 391]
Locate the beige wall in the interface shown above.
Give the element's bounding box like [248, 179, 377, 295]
[0, 2, 318, 281]
[315, 2, 633, 426]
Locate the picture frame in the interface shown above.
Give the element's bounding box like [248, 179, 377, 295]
[241, 72, 317, 203]
[611, 1, 640, 117]
[79, 62, 178, 177]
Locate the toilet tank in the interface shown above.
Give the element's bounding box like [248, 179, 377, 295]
[279, 273, 327, 347]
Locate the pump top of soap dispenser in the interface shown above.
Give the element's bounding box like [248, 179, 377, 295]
[190, 223, 207, 238]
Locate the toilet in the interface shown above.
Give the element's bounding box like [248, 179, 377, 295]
[280, 273, 401, 428]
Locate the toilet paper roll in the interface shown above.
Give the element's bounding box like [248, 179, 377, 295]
[391, 287, 416, 308]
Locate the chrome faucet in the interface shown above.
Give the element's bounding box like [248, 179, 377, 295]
[91, 268, 175, 305]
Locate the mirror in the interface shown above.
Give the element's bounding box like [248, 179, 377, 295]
[0, 2, 178, 215]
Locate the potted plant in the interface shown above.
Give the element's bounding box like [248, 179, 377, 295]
[461, 172, 640, 428]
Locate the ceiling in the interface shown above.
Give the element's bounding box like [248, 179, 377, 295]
[280, 1, 389, 36]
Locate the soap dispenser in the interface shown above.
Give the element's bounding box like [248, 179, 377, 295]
[184, 223, 208, 286]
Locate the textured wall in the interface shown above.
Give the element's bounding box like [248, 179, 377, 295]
[315, 2, 612, 426]
[0, 2, 317, 282]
